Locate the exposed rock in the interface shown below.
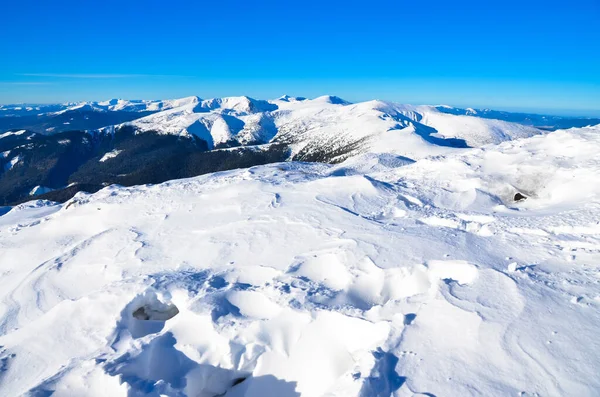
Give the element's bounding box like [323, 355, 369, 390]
[514, 192, 527, 202]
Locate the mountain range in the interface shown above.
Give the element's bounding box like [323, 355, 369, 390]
[2, 96, 598, 135]
[1, 95, 599, 206]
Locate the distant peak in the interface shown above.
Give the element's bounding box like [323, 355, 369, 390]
[179, 95, 202, 102]
[276, 95, 307, 102]
[166, 96, 202, 108]
[313, 95, 350, 105]
[99, 98, 121, 105]
[197, 96, 277, 113]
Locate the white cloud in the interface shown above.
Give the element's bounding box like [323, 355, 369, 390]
[17, 73, 176, 79]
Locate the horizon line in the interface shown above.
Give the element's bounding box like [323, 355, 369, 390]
[1, 95, 599, 118]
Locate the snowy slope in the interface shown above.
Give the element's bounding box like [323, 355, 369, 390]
[415, 106, 543, 146]
[122, 95, 542, 161]
[433, 105, 600, 130]
[0, 130, 27, 139]
[127, 96, 278, 148]
[0, 126, 599, 396]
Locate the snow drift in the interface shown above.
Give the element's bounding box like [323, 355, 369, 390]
[0, 124, 599, 396]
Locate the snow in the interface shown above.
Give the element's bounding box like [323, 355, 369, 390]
[99, 149, 123, 162]
[384, 125, 600, 211]
[29, 186, 54, 196]
[0, 130, 26, 139]
[0, 118, 599, 396]
[125, 96, 277, 148]
[310, 95, 351, 105]
[3, 155, 22, 171]
[51, 97, 203, 115]
[227, 290, 282, 320]
[210, 116, 239, 146]
[52, 103, 99, 115]
[116, 96, 542, 161]
[275, 95, 307, 103]
[415, 106, 540, 147]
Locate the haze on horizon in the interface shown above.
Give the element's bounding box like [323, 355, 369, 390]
[0, 0, 598, 117]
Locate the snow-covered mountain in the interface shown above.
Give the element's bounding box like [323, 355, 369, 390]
[5, 93, 600, 207]
[0, 94, 568, 205]
[1, 123, 599, 396]
[0, 98, 195, 117]
[122, 95, 542, 161]
[0, 98, 206, 135]
[2, 97, 597, 136]
[54, 97, 206, 115]
[434, 105, 600, 130]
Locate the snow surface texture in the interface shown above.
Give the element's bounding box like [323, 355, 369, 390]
[121, 95, 541, 161]
[1, 123, 600, 396]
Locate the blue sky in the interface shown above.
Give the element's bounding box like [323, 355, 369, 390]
[1, 0, 599, 116]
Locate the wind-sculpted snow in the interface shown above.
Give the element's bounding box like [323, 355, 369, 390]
[0, 127, 599, 396]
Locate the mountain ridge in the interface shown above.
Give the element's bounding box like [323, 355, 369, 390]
[1, 95, 597, 205]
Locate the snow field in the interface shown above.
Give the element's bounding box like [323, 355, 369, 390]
[0, 126, 599, 396]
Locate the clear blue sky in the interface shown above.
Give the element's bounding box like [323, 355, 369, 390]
[1, 0, 599, 116]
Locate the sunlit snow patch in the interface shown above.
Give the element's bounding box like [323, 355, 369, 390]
[0, 130, 26, 139]
[99, 149, 123, 162]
